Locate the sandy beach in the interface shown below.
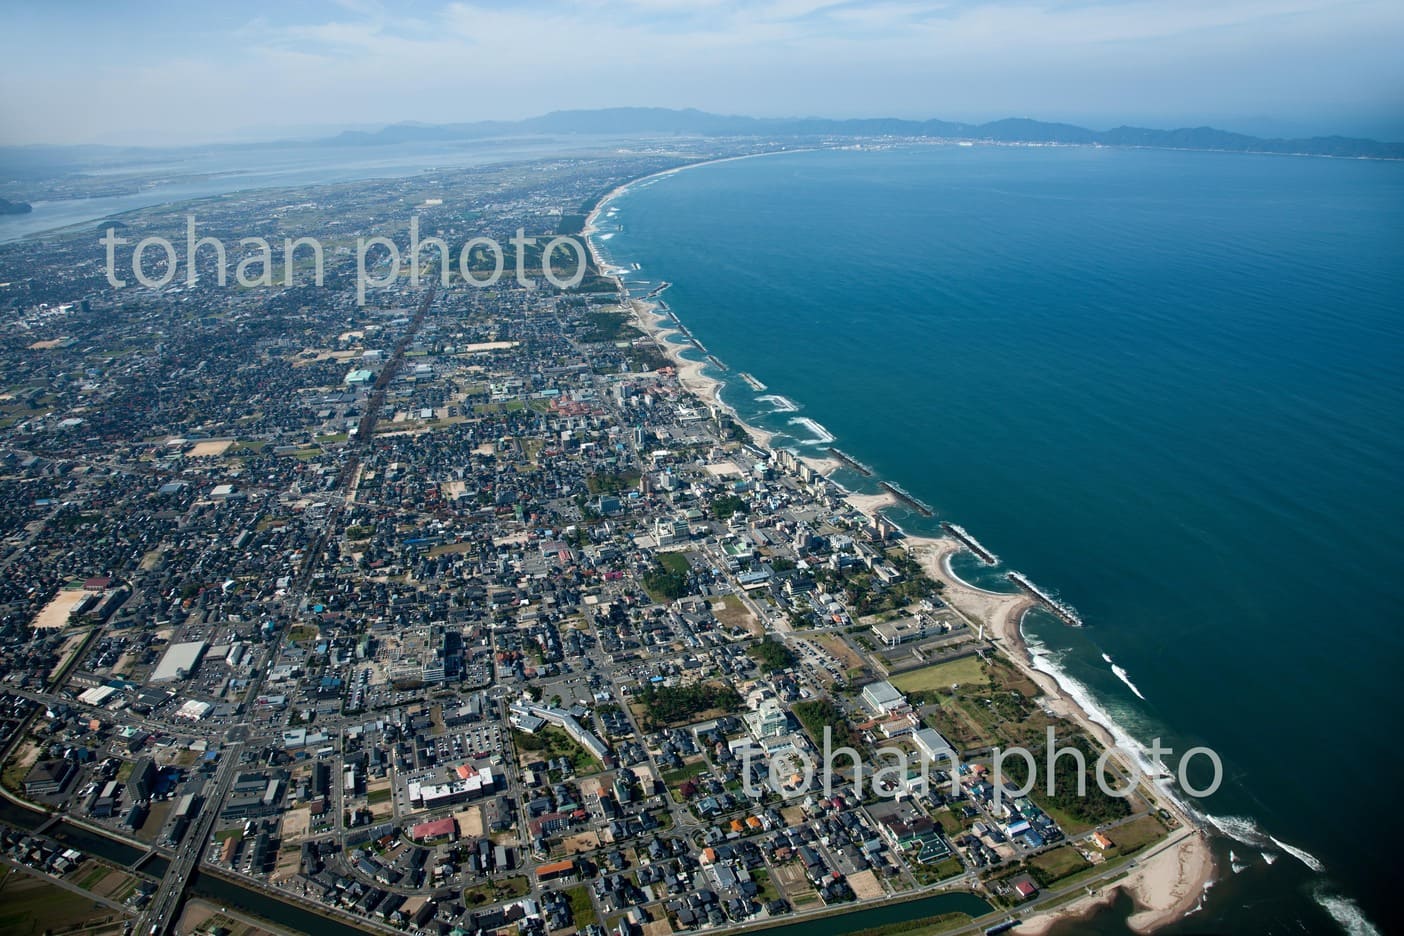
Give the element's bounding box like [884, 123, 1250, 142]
[1013, 886, 1120, 936]
[902, 530, 1145, 763]
[843, 490, 898, 516]
[845, 515, 1217, 934]
[904, 533, 1036, 648]
[1125, 828, 1216, 932]
[800, 453, 845, 476]
[1009, 827, 1212, 935]
[620, 296, 776, 450]
[582, 158, 799, 454]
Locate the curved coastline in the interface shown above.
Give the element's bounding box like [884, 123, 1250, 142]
[940, 545, 1016, 597]
[582, 159, 1216, 933]
[582, 147, 820, 251]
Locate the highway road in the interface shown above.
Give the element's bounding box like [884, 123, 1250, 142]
[139, 738, 243, 936]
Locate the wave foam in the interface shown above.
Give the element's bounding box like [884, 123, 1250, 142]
[1102, 652, 1147, 700]
[1027, 618, 1333, 899]
[757, 394, 799, 413]
[1185, 874, 1216, 916]
[1314, 887, 1383, 936]
[1201, 812, 1265, 844]
[787, 416, 835, 445]
[1027, 647, 1174, 797]
[1197, 813, 1325, 873]
[1270, 835, 1326, 873]
[1111, 664, 1147, 700]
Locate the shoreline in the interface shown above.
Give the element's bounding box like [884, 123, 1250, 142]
[623, 295, 777, 451]
[581, 147, 820, 249]
[581, 148, 821, 456]
[876, 529, 1218, 934]
[581, 165, 1215, 935]
[1008, 826, 1213, 936]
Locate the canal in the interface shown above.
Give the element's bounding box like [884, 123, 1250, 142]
[1, 797, 993, 936]
[752, 892, 995, 936]
[0, 797, 368, 936]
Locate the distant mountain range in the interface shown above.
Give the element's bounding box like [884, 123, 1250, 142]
[321, 107, 1403, 159]
[1, 109, 1399, 182]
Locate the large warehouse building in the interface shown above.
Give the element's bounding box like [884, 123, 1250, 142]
[150, 640, 208, 682]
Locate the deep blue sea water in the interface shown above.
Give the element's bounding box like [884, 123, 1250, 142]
[592, 145, 1404, 934]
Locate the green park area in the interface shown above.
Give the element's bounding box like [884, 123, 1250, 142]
[892, 656, 987, 693]
[511, 725, 601, 773]
[463, 875, 531, 906]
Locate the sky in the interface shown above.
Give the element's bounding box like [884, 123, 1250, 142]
[1, 0, 1401, 145]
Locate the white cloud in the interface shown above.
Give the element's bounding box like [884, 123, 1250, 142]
[0, 0, 1400, 143]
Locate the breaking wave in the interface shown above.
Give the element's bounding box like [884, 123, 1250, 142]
[1197, 813, 1325, 873]
[1102, 652, 1147, 700]
[758, 394, 799, 413]
[1271, 836, 1326, 873]
[787, 416, 835, 445]
[1314, 886, 1382, 936]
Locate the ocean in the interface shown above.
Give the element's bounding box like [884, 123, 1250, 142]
[590, 145, 1404, 934]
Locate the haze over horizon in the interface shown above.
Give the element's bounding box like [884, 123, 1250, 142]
[2, 0, 1402, 147]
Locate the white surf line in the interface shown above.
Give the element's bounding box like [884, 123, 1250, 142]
[1102, 652, 1148, 700]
